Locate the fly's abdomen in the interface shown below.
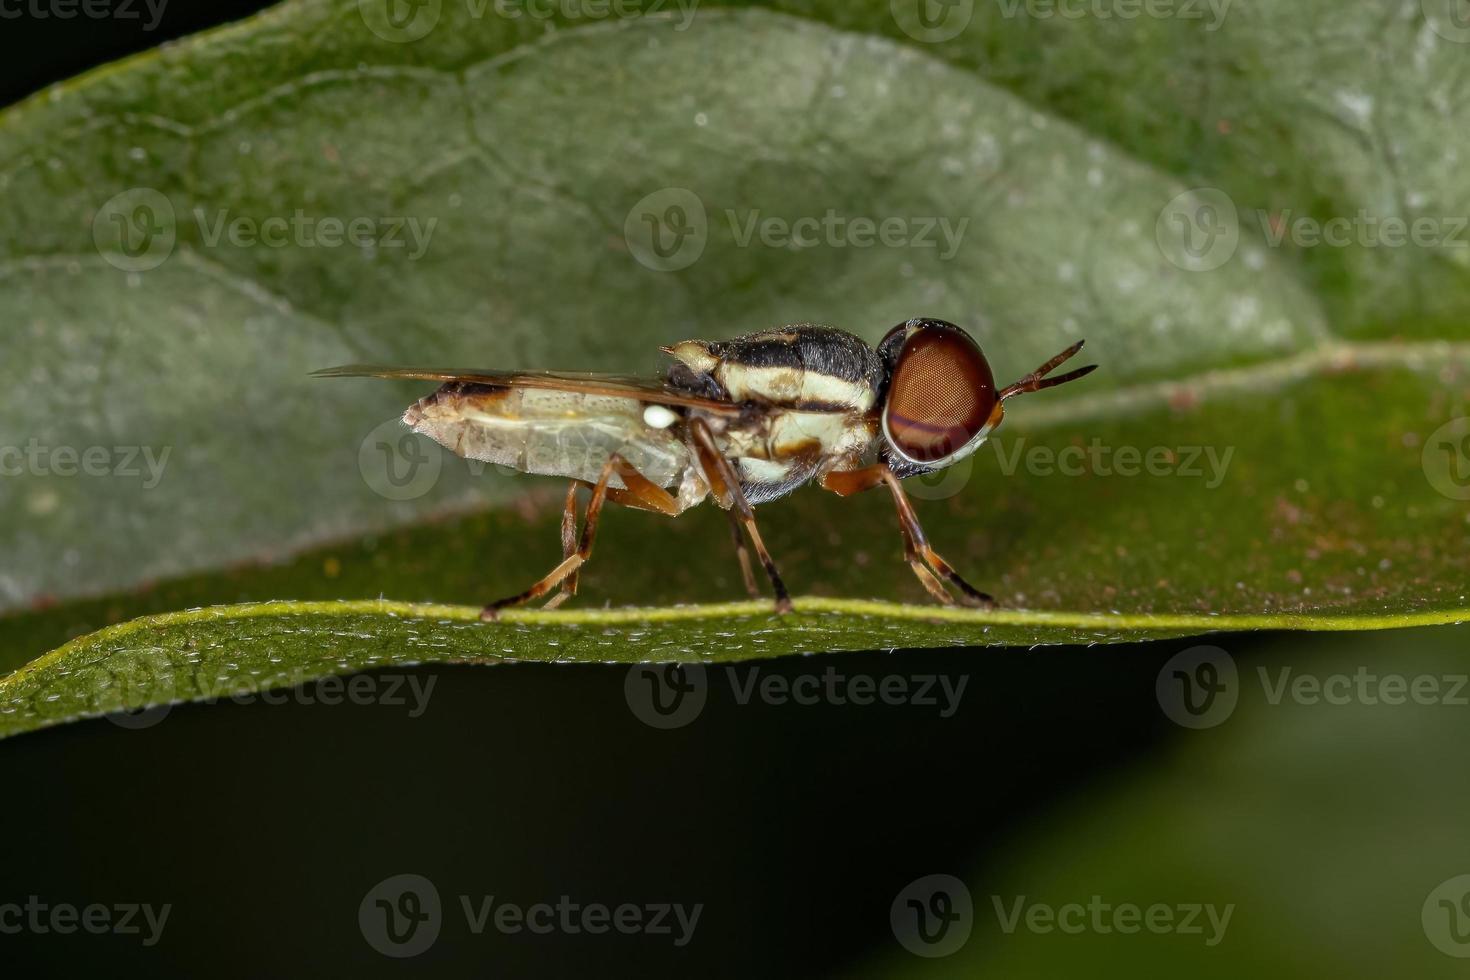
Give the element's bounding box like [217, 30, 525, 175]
[405, 383, 689, 488]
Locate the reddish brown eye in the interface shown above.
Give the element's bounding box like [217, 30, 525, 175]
[883, 325, 997, 463]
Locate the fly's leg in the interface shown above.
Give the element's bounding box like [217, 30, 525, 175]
[726, 508, 761, 599]
[879, 467, 993, 607]
[688, 417, 792, 614]
[819, 465, 994, 608]
[544, 480, 584, 610]
[604, 461, 679, 515]
[481, 456, 619, 621]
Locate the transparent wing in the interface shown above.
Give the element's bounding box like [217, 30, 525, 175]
[312, 364, 741, 414]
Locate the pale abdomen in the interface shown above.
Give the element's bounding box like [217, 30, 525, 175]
[405, 383, 692, 489]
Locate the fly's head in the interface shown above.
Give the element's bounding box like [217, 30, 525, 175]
[876, 318, 1097, 478]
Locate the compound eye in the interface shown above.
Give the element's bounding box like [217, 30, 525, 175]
[883, 325, 997, 463]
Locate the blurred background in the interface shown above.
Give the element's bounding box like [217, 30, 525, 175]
[3, 1, 1470, 976]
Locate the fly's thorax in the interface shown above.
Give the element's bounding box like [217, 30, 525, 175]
[697, 403, 876, 464]
[664, 325, 885, 412]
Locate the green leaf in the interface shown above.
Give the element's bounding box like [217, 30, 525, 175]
[3, 0, 1470, 654]
[1, 598, 1460, 739]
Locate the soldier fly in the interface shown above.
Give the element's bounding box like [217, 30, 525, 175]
[316, 319, 1096, 619]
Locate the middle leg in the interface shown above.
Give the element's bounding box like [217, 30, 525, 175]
[688, 417, 793, 613]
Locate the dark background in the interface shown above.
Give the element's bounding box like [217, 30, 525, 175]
[1, 4, 1461, 978]
[2, 646, 1191, 977]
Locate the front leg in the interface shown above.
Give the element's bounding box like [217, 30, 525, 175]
[819, 464, 994, 608]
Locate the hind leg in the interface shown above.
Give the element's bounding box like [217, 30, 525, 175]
[481, 456, 619, 621]
[542, 480, 585, 610]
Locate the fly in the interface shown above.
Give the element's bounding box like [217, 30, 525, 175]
[314, 318, 1097, 619]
